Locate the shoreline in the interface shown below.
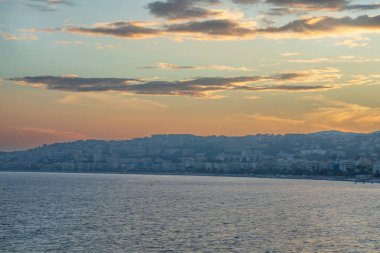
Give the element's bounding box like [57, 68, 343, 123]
[1, 170, 380, 184]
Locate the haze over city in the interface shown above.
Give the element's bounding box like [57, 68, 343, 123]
[1, 0, 380, 151]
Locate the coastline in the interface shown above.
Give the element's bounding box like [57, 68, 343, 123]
[1, 170, 380, 184]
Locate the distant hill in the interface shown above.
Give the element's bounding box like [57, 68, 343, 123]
[0, 131, 379, 177]
[309, 130, 364, 137]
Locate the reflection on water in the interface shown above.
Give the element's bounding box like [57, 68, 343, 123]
[0, 172, 379, 252]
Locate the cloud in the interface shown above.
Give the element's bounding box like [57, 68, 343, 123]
[95, 42, 113, 49]
[288, 55, 380, 63]
[19, 127, 86, 139]
[9, 69, 339, 98]
[345, 4, 380, 11]
[288, 58, 334, 63]
[141, 62, 254, 71]
[27, 0, 73, 11]
[55, 40, 84, 45]
[165, 19, 256, 38]
[244, 95, 260, 100]
[66, 21, 162, 39]
[10, 76, 141, 92]
[147, 0, 221, 20]
[56, 93, 168, 110]
[282, 52, 300, 57]
[263, 7, 305, 16]
[59, 13, 380, 41]
[0, 31, 38, 41]
[239, 113, 305, 124]
[229, 113, 313, 133]
[334, 35, 369, 47]
[232, 0, 347, 9]
[141, 62, 197, 70]
[345, 74, 380, 86]
[65, 19, 257, 40]
[232, 0, 380, 13]
[257, 15, 380, 39]
[302, 95, 380, 132]
[234, 95, 380, 133]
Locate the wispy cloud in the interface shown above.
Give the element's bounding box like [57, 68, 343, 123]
[0, 31, 38, 41]
[56, 93, 168, 110]
[232, 0, 347, 10]
[27, 0, 73, 11]
[95, 42, 113, 49]
[345, 74, 380, 86]
[232, 0, 380, 14]
[302, 95, 380, 131]
[55, 40, 84, 45]
[244, 95, 261, 100]
[282, 52, 300, 57]
[288, 55, 380, 63]
[233, 95, 380, 133]
[65, 21, 162, 39]
[141, 62, 254, 72]
[334, 35, 369, 47]
[19, 127, 87, 139]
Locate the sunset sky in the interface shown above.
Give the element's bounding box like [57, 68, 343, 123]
[1, 0, 380, 150]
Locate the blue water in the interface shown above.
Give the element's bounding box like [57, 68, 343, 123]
[0, 172, 379, 252]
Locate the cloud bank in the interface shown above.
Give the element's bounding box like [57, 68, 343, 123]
[10, 69, 339, 98]
[61, 14, 380, 40]
[147, 0, 221, 20]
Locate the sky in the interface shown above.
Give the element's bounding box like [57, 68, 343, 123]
[0, 0, 380, 151]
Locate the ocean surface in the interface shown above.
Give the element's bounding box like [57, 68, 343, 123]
[0, 172, 379, 252]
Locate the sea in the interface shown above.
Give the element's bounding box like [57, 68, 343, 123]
[0, 172, 379, 252]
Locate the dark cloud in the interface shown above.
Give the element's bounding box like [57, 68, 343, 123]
[166, 19, 255, 37]
[232, 0, 348, 9]
[345, 4, 380, 11]
[263, 6, 380, 17]
[231, 0, 259, 4]
[258, 15, 380, 37]
[264, 7, 304, 16]
[10, 71, 337, 98]
[264, 0, 348, 10]
[232, 0, 380, 15]
[63, 19, 256, 39]
[10, 76, 140, 92]
[66, 21, 162, 39]
[63, 14, 380, 40]
[147, 0, 221, 20]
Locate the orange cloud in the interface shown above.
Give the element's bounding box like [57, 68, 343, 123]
[0, 31, 38, 41]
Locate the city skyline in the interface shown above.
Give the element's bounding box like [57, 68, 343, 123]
[1, 0, 380, 151]
[2, 131, 380, 177]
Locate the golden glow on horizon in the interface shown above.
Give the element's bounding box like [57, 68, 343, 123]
[0, 0, 380, 150]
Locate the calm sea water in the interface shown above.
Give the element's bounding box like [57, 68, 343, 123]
[0, 172, 379, 253]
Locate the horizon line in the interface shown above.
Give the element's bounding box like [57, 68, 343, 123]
[2, 129, 379, 153]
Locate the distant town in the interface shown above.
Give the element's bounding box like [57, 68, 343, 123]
[1, 131, 380, 178]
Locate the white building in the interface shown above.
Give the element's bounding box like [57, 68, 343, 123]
[373, 162, 380, 174]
